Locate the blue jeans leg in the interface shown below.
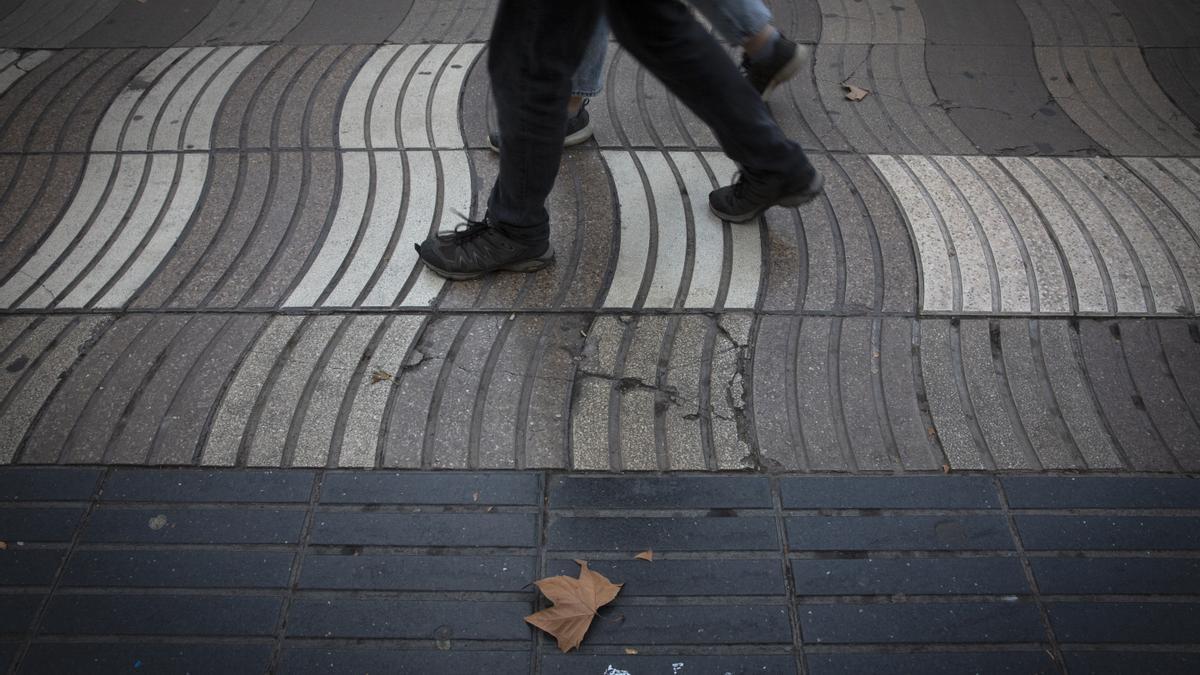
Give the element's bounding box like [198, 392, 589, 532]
[571, 17, 609, 97]
[688, 0, 773, 44]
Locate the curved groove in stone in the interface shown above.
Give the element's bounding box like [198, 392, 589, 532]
[1016, 0, 1137, 46]
[182, 0, 314, 45]
[0, 0, 120, 48]
[817, 0, 925, 45]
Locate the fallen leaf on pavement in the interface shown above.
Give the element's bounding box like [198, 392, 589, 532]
[942, 463, 951, 474]
[624, 648, 639, 655]
[370, 369, 393, 384]
[0, 541, 7, 550]
[525, 560, 623, 653]
[634, 550, 654, 562]
[844, 84, 870, 101]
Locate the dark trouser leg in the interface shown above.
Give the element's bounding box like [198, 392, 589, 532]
[486, 0, 604, 240]
[605, 0, 812, 179]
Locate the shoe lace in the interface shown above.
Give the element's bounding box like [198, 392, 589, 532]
[435, 211, 491, 244]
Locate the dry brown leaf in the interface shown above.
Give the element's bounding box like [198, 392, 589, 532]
[942, 463, 952, 474]
[844, 83, 870, 101]
[0, 541, 7, 550]
[634, 549, 654, 562]
[525, 559, 623, 653]
[370, 369, 393, 384]
[624, 648, 639, 655]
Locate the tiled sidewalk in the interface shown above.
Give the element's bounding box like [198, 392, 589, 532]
[2, 468, 1200, 674]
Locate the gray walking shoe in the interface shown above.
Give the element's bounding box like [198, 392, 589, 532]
[415, 216, 554, 280]
[742, 34, 810, 99]
[709, 168, 824, 223]
[487, 101, 593, 152]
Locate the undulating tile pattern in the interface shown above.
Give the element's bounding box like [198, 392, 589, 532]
[0, 0, 1198, 470]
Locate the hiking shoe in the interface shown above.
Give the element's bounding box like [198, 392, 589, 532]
[487, 101, 593, 152]
[709, 168, 824, 223]
[742, 34, 809, 99]
[415, 216, 554, 280]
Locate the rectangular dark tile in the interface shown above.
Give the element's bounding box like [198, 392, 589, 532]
[792, 557, 1030, 595]
[279, 649, 529, 675]
[0, 594, 42, 635]
[582, 604, 792, 645]
[41, 594, 282, 636]
[103, 469, 314, 503]
[320, 472, 539, 505]
[781, 476, 998, 509]
[310, 512, 536, 547]
[548, 516, 778, 551]
[1033, 557, 1200, 594]
[1048, 603, 1200, 643]
[543, 655, 797, 674]
[1003, 477, 1200, 509]
[1016, 516, 1200, 550]
[82, 507, 306, 544]
[20, 644, 273, 675]
[0, 644, 14, 674]
[787, 515, 1014, 551]
[299, 554, 535, 592]
[1063, 651, 1200, 674]
[286, 599, 531, 640]
[549, 476, 772, 509]
[545, 558, 784, 596]
[0, 468, 101, 502]
[807, 652, 1057, 675]
[0, 507, 86, 542]
[61, 550, 296, 588]
[800, 602, 1045, 644]
[0, 549, 64, 586]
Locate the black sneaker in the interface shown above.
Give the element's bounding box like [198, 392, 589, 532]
[415, 216, 554, 280]
[709, 168, 824, 223]
[487, 101, 593, 152]
[742, 34, 810, 99]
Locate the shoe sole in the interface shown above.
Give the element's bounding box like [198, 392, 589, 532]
[421, 248, 555, 280]
[760, 45, 810, 100]
[709, 172, 825, 224]
[486, 122, 594, 153]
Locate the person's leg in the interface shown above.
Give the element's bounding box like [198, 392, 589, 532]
[606, 0, 821, 221]
[416, 0, 603, 279]
[688, 0, 808, 98]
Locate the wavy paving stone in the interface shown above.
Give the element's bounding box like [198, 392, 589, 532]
[876, 154, 1200, 316]
[919, 0, 1100, 155]
[0, 48, 51, 95]
[282, 0, 413, 45]
[1143, 48, 1200, 127]
[1113, 0, 1200, 47]
[1037, 46, 1200, 156]
[69, 0, 222, 48]
[389, 0, 497, 44]
[1016, 0, 1138, 46]
[0, 0, 120, 48]
[817, 0, 925, 45]
[180, 0, 315, 46]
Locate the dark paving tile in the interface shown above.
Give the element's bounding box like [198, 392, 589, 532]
[389, 0, 497, 43]
[283, 0, 411, 44]
[0, 468, 100, 501]
[300, 554, 534, 591]
[807, 652, 1056, 675]
[792, 557, 1030, 595]
[82, 507, 306, 544]
[70, 0, 222, 48]
[925, 44, 1100, 155]
[0, 507, 86, 542]
[1032, 557, 1200, 595]
[1144, 49, 1200, 125]
[0, 155, 84, 279]
[0, 549, 64, 586]
[781, 476, 998, 509]
[1063, 651, 1200, 675]
[1048, 602, 1200, 643]
[800, 602, 1045, 644]
[61, 550, 295, 588]
[1003, 476, 1200, 508]
[1017, 515, 1200, 550]
[1113, 0, 1200, 47]
[918, 0, 1034, 45]
[20, 644, 274, 675]
[281, 649, 528, 675]
[544, 654, 796, 674]
[583, 604, 791, 645]
[286, 598, 530, 640]
[546, 558, 784, 596]
[0, 643, 13, 674]
[103, 469, 314, 503]
[549, 475, 770, 510]
[322, 472, 539, 505]
[181, 0, 315, 45]
[0, 594, 42, 635]
[40, 594, 282, 636]
[787, 515, 1014, 551]
[310, 512, 536, 547]
[0, 0, 121, 48]
[548, 516, 779, 552]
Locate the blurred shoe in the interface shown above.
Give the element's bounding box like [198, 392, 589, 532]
[488, 100, 593, 152]
[415, 215, 554, 280]
[742, 34, 809, 99]
[709, 167, 824, 223]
